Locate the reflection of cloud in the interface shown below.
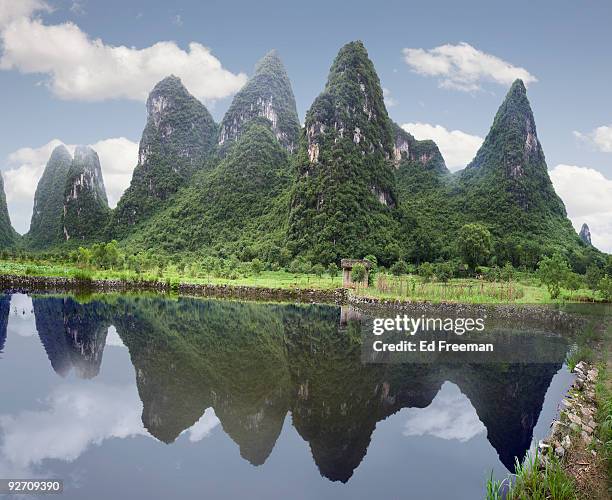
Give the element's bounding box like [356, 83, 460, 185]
[0, 381, 220, 477]
[0, 382, 145, 475]
[8, 293, 36, 338]
[402, 382, 485, 442]
[105, 326, 125, 348]
[183, 408, 220, 442]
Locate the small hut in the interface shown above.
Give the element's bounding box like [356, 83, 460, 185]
[340, 259, 372, 288]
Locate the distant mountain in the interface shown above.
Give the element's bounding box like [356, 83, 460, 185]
[579, 223, 592, 245]
[110, 75, 218, 237]
[288, 41, 400, 263]
[126, 118, 292, 256]
[25, 144, 73, 249]
[458, 80, 576, 239]
[0, 172, 17, 249]
[62, 146, 110, 242]
[219, 50, 300, 153]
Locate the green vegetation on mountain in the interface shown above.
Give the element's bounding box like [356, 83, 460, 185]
[25, 145, 72, 249]
[62, 146, 110, 242]
[219, 50, 300, 153]
[288, 41, 401, 264]
[109, 75, 218, 237]
[0, 172, 17, 249]
[457, 80, 583, 261]
[126, 119, 292, 260]
[14, 42, 609, 282]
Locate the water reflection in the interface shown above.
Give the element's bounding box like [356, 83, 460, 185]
[0, 294, 580, 490]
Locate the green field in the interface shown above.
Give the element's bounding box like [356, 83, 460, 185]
[0, 258, 605, 305]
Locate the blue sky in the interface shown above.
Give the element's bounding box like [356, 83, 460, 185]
[0, 0, 610, 250]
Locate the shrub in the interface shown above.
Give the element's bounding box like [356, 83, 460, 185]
[390, 259, 408, 277]
[351, 263, 367, 284]
[598, 274, 612, 301]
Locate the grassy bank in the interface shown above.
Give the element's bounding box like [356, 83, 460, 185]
[0, 257, 607, 304]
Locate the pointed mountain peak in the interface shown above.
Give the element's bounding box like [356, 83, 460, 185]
[109, 75, 218, 235]
[219, 50, 300, 152]
[49, 144, 72, 163]
[27, 143, 73, 248]
[151, 74, 184, 92]
[73, 145, 98, 164]
[466, 79, 541, 179]
[304, 40, 395, 163]
[254, 49, 281, 71]
[63, 145, 110, 241]
[579, 223, 592, 245]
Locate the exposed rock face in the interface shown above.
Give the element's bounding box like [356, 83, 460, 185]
[219, 50, 300, 153]
[288, 41, 400, 263]
[110, 75, 218, 235]
[26, 145, 73, 248]
[0, 173, 17, 249]
[62, 145, 110, 241]
[579, 223, 592, 245]
[392, 122, 448, 173]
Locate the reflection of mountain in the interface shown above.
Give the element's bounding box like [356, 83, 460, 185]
[33, 297, 110, 378]
[30, 295, 567, 480]
[112, 298, 291, 466]
[0, 294, 10, 353]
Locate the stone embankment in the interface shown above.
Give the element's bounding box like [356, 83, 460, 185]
[0, 275, 348, 304]
[538, 361, 599, 461]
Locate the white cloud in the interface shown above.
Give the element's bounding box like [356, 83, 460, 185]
[182, 408, 220, 442]
[550, 164, 612, 252]
[0, 5, 247, 102]
[90, 137, 138, 207]
[573, 125, 612, 153]
[402, 382, 485, 442]
[402, 42, 537, 92]
[383, 87, 397, 107]
[401, 122, 483, 170]
[0, 382, 145, 475]
[0, 0, 49, 28]
[3, 137, 138, 234]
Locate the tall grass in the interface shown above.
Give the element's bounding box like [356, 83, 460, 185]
[486, 451, 576, 500]
[369, 274, 525, 303]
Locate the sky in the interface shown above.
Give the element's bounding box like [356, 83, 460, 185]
[0, 0, 610, 251]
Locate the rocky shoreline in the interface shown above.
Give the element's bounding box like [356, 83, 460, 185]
[539, 361, 599, 461]
[0, 274, 349, 304]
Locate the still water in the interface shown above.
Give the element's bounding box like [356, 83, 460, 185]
[0, 293, 591, 499]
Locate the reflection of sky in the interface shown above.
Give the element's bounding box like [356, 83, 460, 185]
[402, 382, 486, 442]
[0, 381, 220, 477]
[0, 299, 220, 481]
[9, 294, 36, 337]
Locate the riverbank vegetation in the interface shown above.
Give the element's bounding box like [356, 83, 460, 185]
[0, 242, 609, 304]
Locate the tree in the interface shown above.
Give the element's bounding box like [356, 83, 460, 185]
[585, 265, 603, 290]
[351, 263, 367, 285]
[457, 223, 492, 272]
[312, 263, 325, 278]
[250, 258, 264, 275]
[390, 259, 408, 276]
[598, 275, 612, 301]
[434, 262, 454, 283]
[537, 253, 570, 299]
[327, 262, 339, 280]
[418, 262, 435, 282]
